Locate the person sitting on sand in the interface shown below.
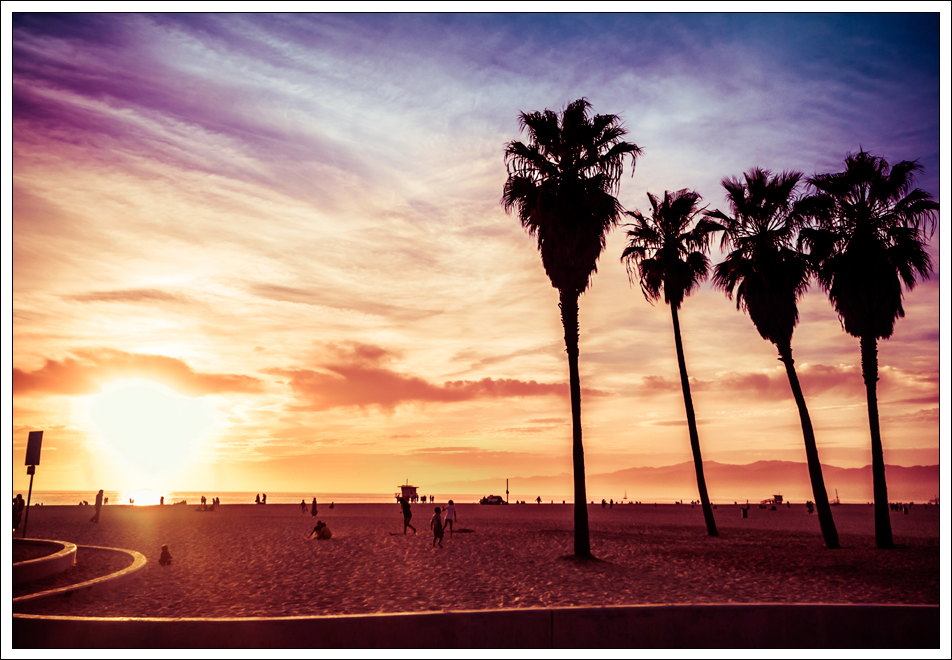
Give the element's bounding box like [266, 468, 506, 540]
[309, 520, 332, 539]
[431, 507, 444, 547]
[399, 496, 417, 535]
[159, 544, 173, 565]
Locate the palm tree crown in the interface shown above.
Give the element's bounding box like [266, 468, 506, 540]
[707, 168, 810, 347]
[801, 150, 938, 340]
[502, 98, 642, 294]
[621, 189, 717, 308]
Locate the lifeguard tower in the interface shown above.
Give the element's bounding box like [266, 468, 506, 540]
[395, 482, 419, 503]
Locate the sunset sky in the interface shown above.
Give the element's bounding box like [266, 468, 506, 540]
[6, 12, 945, 498]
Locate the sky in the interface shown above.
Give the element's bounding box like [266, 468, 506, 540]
[5, 11, 947, 499]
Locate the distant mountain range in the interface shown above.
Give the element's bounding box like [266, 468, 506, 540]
[429, 461, 940, 504]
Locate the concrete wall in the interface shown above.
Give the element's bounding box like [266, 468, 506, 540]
[12, 540, 77, 585]
[13, 603, 939, 648]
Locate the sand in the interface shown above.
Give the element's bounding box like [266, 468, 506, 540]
[12, 502, 939, 618]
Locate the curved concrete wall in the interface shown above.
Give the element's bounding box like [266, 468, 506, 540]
[13, 540, 77, 585]
[13, 603, 939, 648]
[13, 545, 148, 608]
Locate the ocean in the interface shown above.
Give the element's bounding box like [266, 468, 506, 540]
[12, 490, 404, 506]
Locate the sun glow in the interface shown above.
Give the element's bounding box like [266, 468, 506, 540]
[88, 380, 213, 478]
[122, 488, 166, 506]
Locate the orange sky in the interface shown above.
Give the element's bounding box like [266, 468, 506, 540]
[6, 13, 946, 498]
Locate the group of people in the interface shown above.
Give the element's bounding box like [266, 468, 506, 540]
[398, 496, 458, 548]
[199, 496, 219, 511]
[300, 498, 321, 517]
[255, 493, 267, 504]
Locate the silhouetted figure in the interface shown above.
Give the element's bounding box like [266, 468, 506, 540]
[602, 499, 607, 508]
[160, 496, 164, 506]
[90, 490, 103, 523]
[329, 502, 335, 509]
[262, 493, 267, 504]
[13, 494, 25, 531]
[311, 498, 318, 517]
[443, 499, 457, 536]
[610, 499, 613, 508]
[806, 501, 815, 515]
[300, 499, 306, 514]
[536, 496, 542, 504]
[159, 544, 172, 565]
[399, 496, 416, 535]
[255, 493, 260, 504]
[431, 507, 444, 547]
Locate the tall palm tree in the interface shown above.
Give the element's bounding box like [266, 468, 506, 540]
[801, 150, 938, 549]
[707, 167, 840, 550]
[502, 98, 641, 558]
[621, 189, 720, 537]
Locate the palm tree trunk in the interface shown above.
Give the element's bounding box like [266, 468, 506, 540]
[560, 288, 591, 558]
[777, 341, 840, 549]
[670, 304, 717, 537]
[861, 335, 893, 549]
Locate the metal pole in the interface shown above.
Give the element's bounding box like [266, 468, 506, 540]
[22, 467, 35, 539]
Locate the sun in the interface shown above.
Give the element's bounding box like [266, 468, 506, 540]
[89, 380, 212, 476]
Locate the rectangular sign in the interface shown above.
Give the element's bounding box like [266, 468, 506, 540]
[25, 431, 43, 466]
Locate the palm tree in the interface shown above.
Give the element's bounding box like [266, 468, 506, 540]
[621, 189, 720, 537]
[801, 150, 938, 549]
[707, 167, 840, 550]
[502, 98, 641, 558]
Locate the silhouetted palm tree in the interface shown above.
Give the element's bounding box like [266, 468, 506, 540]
[621, 189, 720, 537]
[707, 167, 840, 549]
[800, 150, 938, 549]
[502, 98, 641, 558]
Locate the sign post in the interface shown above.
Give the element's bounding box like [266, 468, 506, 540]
[22, 431, 43, 539]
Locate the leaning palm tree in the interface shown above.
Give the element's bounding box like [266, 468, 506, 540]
[800, 150, 938, 549]
[502, 98, 641, 558]
[707, 167, 840, 550]
[621, 189, 720, 537]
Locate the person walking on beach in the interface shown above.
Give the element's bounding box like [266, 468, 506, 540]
[311, 498, 318, 517]
[300, 499, 306, 514]
[442, 499, 457, 537]
[431, 507, 444, 548]
[90, 489, 103, 523]
[399, 496, 417, 535]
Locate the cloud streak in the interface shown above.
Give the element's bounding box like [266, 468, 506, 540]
[270, 342, 607, 412]
[13, 348, 264, 396]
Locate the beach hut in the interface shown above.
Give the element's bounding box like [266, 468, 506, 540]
[395, 483, 419, 503]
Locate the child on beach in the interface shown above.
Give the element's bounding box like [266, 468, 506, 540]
[159, 544, 172, 565]
[431, 507, 444, 548]
[442, 499, 457, 537]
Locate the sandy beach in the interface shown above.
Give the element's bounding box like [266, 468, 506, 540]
[12, 502, 939, 619]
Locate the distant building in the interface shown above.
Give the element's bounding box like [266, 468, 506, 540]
[395, 483, 419, 502]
